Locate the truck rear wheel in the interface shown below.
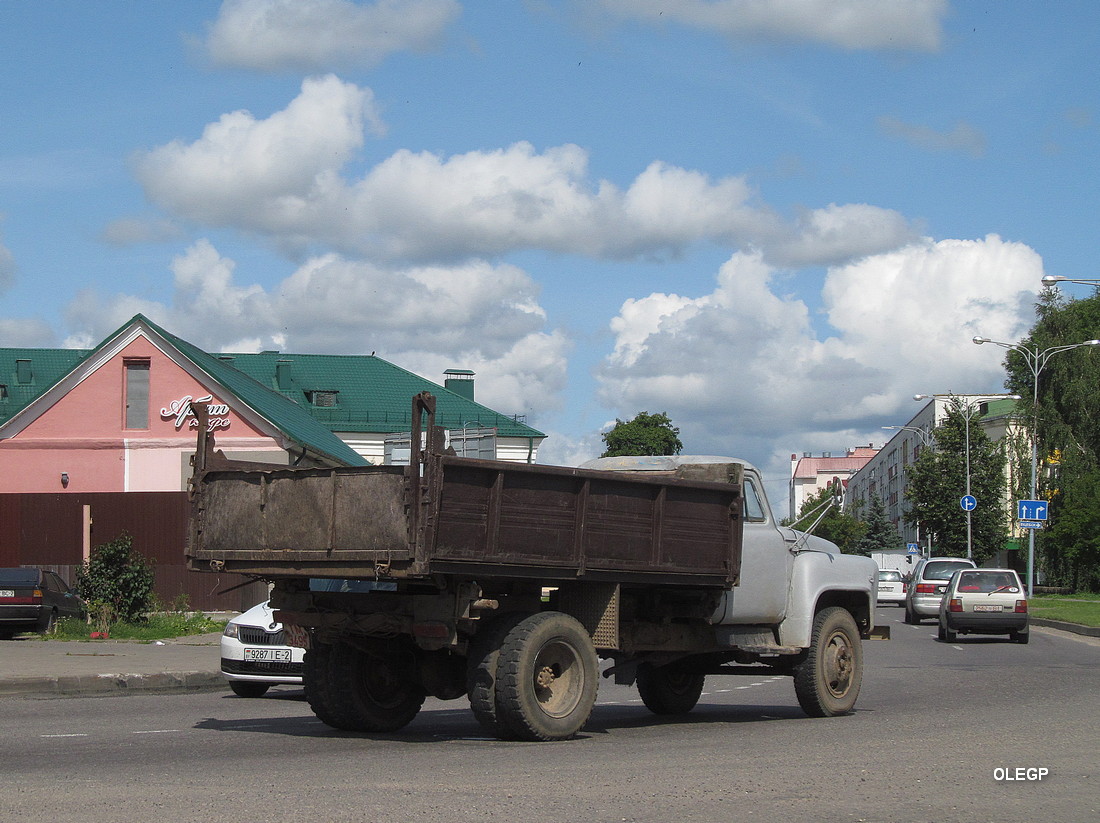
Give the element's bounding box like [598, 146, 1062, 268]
[636, 662, 705, 715]
[304, 641, 344, 728]
[329, 640, 426, 733]
[794, 606, 863, 718]
[495, 611, 599, 741]
[466, 612, 527, 738]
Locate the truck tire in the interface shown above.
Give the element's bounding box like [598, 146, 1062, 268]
[304, 641, 344, 728]
[495, 611, 599, 741]
[466, 612, 527, 738]
[794, 606, 863, 718]
[328, 640, 426, 733]
[636, 662, 705, 715]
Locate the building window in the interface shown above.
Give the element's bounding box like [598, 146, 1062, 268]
[307, 390, 339, 408]
[124, 359, 150, 429]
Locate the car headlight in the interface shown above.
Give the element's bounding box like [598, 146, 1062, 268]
[223, 622, 240, 639]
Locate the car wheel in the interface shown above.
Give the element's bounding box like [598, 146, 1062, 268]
[1011, 630, 1029, 645]
[230, 681, 270, 698]
[942, 623, 957, 643]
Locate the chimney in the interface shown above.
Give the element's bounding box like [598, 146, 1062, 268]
[444, 369, 475, 401]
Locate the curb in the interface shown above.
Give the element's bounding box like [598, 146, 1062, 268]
[0, 671, 228, 698]
[1030, 617, 1100, 638]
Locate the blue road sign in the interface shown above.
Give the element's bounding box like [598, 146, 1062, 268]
[960, 494, 977, 512]
[906, 542, 920, 554]
[1017, 499, 1048, 521]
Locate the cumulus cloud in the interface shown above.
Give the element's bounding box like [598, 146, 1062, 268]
[0, 317, 56, 347]
[204, 0, 460, 71]
[596, 0, 947, 52]
[63, 240, 569, 417]
[0, 232, 14, 293]
[878, 116, 987, 157]
[598, 235, 1040, 471]
[134, 77, 915, 267]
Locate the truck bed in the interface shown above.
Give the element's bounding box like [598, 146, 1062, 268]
[188, 445, 743, 587]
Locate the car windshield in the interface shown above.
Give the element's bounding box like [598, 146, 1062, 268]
[955, 571, 1020, 593]
[923, 561, 971, 580]
[879, 571, 902, 581]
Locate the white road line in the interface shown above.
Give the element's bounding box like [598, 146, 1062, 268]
[132, 729, 181, 734]
[40, 733, 88, 738]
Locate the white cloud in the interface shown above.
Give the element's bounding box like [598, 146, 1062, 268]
[596, 0, 947, 52]
[100, 217, 185, 246]
[63, 240, 569, 419]
[597, 235, 1039, 469]
[134, 79, 915, 266]
[0, 317, 56, 347]
[878, 116, 988, 157]
[205, 0, 460, 71]
[0, 232, 14, 293]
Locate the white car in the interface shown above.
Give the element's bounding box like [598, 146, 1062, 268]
[220, 600, 304, 697]
[876, 569, 906, 605]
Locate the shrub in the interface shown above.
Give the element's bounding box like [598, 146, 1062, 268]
[75, 533, 156, 623]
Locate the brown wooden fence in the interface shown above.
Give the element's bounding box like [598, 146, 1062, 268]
[0, 492, 265, 612]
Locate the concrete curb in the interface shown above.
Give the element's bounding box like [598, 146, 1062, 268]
[0, 671, 227, 698]
[1030, 617, 1100, 637]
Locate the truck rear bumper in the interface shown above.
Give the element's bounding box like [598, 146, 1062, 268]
[864, 625, 891, 640]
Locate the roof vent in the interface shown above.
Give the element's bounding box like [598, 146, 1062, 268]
[276, 360, 293, 390]
[15, 359, 32, 385]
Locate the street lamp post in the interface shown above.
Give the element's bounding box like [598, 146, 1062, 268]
[913, 394, 1018, 561]
[1040, 275, 1100, 287]
[972, 336, 1100, 596]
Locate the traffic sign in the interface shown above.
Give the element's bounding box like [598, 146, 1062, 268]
[960, 495, 977, 512]
[906, 542, 920, 554]
[1017, 499, 1048, 521]
[1018, 520, 1045, 530]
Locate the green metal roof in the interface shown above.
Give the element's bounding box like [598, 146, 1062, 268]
[219, 350, 544, 438]
[0, 315, 544, 464]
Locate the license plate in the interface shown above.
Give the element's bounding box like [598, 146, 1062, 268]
[243, 648, 291, 662]
[878, 585, 891, 591]
[936, 586, 947, 593]
[973, 604, 1003, 612]
[0, 590, 13, 598]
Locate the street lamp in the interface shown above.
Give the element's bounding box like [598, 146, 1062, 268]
[972, 336, 1100, 596]
[1040, 275, 1100, 287]
[913, 394, 1019, 561]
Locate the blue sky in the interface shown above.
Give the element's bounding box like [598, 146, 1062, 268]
[2, 1, 1098, 502]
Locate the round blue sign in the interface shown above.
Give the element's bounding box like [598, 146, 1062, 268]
[960, 494, 977, 511]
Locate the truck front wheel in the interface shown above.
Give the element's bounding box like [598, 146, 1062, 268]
[636, 661, 705, 715]
[495, 611, 599, 741]
[793, 607, 863, 718]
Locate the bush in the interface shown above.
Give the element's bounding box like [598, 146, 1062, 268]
[75, 533, 156, 623]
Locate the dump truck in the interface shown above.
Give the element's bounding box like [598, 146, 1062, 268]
[187, 393, 885, 741]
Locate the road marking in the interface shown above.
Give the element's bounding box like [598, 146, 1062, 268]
[40, 733, 88, 738]
[132, 729, 181, 734]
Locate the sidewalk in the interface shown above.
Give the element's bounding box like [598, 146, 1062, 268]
[0, 631, 228, 698]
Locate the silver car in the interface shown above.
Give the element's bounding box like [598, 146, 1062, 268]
[938, 568, 1029, 644]
[904, 557, 976, 624]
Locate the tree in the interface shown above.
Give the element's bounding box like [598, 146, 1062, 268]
[75, 533, 156, 623]
[787, 486, 866, 553]
[903, 399, 1008, 564]
[852, 493, 902, 557]
[1002, 287, 1100, 590]
[601, 411, 683, 457]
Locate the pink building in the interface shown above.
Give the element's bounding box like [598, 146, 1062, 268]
[788, 446, 879, 522]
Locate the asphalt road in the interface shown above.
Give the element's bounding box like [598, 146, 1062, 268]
[1, 607, 1097, 823]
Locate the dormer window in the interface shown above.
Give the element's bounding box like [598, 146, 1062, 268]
[307, 390, 339, 408]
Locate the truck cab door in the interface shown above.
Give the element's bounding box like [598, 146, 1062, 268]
[713, 473, 794, 625]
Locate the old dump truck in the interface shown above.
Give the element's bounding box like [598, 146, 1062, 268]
[187, 393, 885, 741]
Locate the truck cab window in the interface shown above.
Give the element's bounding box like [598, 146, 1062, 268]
[744, 479, 766, 522]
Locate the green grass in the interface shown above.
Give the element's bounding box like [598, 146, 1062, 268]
[1028, 594, 1100, 627]
[43, 612, 227, 642]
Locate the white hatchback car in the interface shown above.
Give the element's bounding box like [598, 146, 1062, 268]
[220, 600, 304, 697]
[876, 569, 906, 605]
[937, 568, 1029, 644]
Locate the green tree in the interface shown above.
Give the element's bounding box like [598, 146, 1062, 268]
[903, 398, 1008, 564]
[76, 533, 156, 623]
[601, 411, 683, 457]
[788, 486, 866, 553]
[1001, 287, 1100, 589]
[852, 493, 902, 557]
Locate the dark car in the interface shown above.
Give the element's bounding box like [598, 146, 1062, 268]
[0, 567, 85, 638]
